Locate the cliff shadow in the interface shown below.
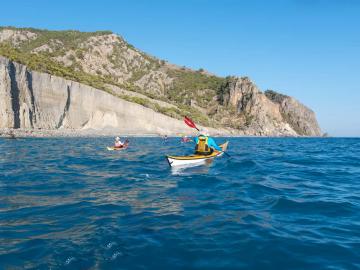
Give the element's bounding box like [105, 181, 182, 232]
[8, 62, 20, 128]
[56, 86, 71, 128]
[25, 70, 36, 127]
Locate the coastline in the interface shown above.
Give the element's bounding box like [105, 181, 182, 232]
[0, 128, 329, 138]
[0, 128, 177, 138]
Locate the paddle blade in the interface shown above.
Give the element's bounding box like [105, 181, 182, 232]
[184, 116, 199, 130]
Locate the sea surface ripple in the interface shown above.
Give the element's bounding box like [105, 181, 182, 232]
[0, 137, 359, 269]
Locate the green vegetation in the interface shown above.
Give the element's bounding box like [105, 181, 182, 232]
[265, 89, 288, 103]
[129, 70, 147, 82]
[166, 69, 225, 107]
[0, 43, 106, 90]
[0, 27, 113, 53]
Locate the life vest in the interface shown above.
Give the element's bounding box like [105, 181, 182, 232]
[195, 135, 212, 155]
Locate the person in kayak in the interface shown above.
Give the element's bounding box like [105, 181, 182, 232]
[195, 130, 222, 155]
[114, 136, 124, 148]
[181, 135, 191, 143]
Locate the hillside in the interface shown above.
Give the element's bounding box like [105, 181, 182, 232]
[0, 27, 322, 136]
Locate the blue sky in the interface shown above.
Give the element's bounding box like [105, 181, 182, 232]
[1, 0, 359, 136]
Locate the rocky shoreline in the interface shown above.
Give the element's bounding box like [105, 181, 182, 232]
[0, 128, 234, 138]
[0, 128, 183, 138]
[0, 128, 313, 138]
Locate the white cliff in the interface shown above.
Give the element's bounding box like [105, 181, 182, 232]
[0, 56, 206, 135]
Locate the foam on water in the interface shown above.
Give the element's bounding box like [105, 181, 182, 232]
[0, 137, 359, 269]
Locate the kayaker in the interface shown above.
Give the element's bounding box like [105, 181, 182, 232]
[114, 136, 124, 148]
[181, 135, 191, 143]
[195, 130, 222, 155]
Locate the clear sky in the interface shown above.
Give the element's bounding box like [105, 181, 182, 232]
[1, 0, 359, 136]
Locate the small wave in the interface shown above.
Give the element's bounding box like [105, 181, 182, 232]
[65, 257, 75, 265]
[106, 241, 117, 249]
[271, 197, 356, 216]
[110, 251, 123, 260]
[226, 158, 259, 170]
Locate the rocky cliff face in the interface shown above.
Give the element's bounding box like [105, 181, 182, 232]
[217, 77, 321, 136]
[0, 56, 205, 134]
[265, 90, 321, 136]
[0, 27, 322, 136]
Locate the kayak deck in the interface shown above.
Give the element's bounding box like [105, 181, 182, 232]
[166, 142, 228, 167]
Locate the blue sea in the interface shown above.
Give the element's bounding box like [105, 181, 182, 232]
[0, 137, 359, 269]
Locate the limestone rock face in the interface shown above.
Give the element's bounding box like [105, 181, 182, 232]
[0, 29, 37, 46]
[218, 77, 322, 136]
[0, 56, 198, 134]
[265, 90, 322, 136]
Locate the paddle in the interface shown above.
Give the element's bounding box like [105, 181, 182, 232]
[184, 116, 199, 131]
[183, 116, 230, 157]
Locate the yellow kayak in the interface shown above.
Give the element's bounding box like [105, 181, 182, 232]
[166, 142, 228, 167]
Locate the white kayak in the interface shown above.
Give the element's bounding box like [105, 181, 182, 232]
[166, 142, 229, 167]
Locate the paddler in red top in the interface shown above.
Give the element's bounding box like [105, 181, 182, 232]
[114, 136, 124, 148]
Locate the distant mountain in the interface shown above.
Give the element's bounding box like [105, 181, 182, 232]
[0, 26, 321, 136]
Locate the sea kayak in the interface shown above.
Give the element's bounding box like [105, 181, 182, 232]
[107, 142, 129, 151]
[166, 142, 228, 167]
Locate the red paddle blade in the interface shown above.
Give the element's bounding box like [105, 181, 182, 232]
[184, 116, 198, 130]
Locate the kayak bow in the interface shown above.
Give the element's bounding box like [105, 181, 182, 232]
[166, 142, 228, 167]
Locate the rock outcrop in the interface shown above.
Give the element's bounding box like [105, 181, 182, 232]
[265, 90, 321, 136]
[218, 77, 321, 136]
[0, 29, 37, 46]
